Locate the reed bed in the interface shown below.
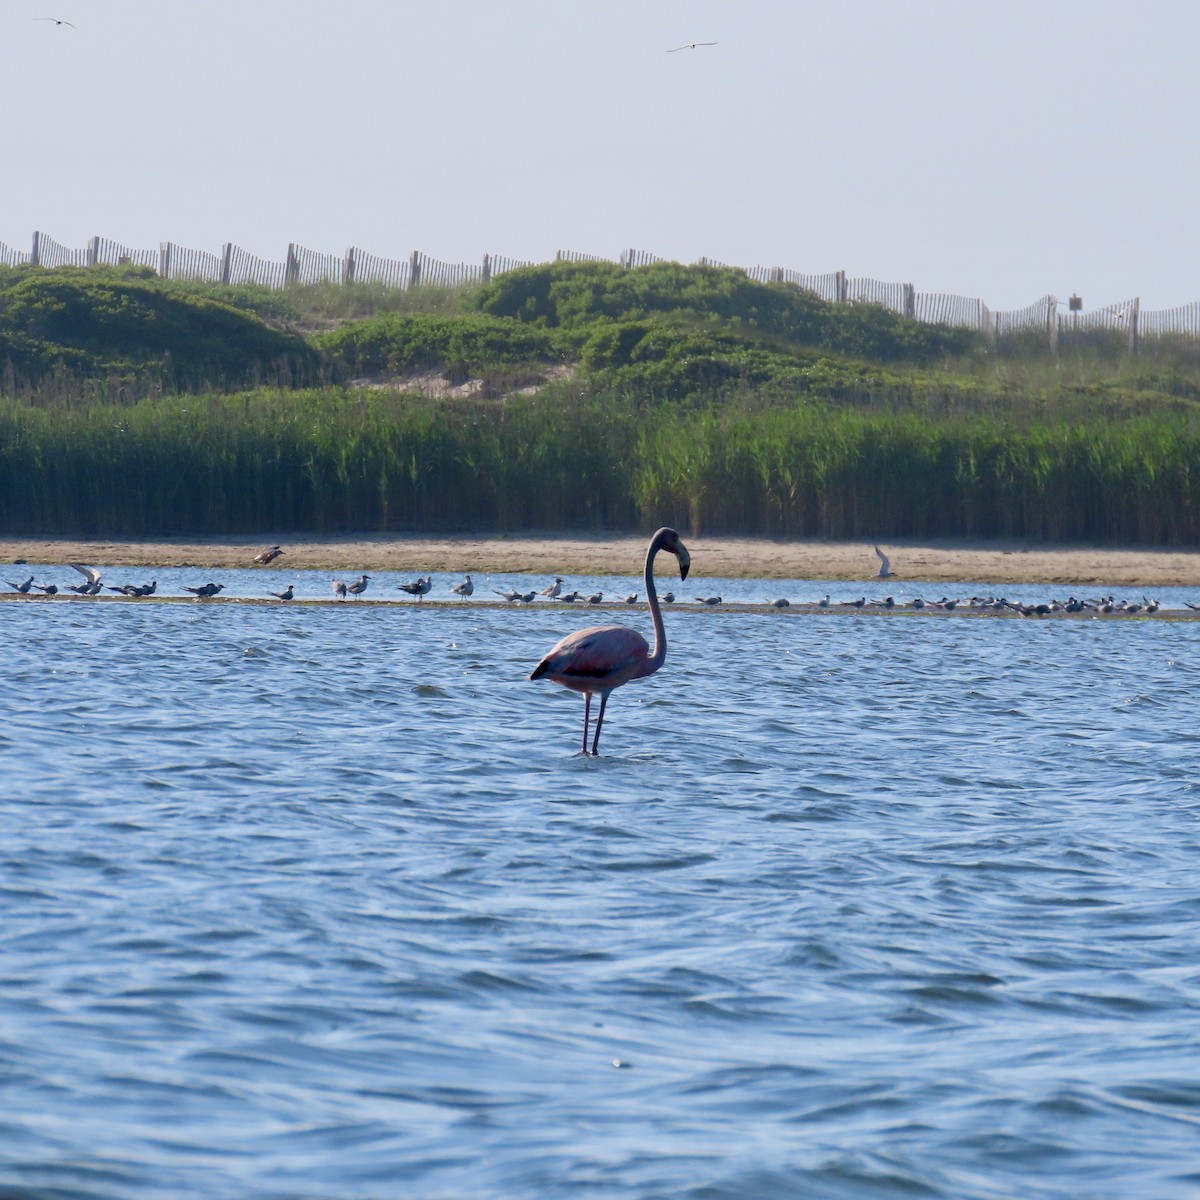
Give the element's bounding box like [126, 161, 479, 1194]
[3, 385, 1200, 543]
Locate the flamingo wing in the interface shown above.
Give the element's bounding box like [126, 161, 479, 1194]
[530, 625, 649, 690]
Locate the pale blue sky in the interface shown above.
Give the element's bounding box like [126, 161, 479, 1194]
[6, 0, 1198, 311]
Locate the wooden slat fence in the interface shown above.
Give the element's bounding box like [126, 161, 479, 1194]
[0, 242, 30, 267]
[90, 237, 157, 269]
[621, 248, 665, 269]
[159, 241, 222, 283]
[9, 230, 1200, 347]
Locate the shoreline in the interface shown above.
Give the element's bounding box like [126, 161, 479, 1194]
[3, 533, 1200, 586]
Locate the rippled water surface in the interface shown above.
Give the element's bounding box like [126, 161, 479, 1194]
[3, 571, 1200, 1198]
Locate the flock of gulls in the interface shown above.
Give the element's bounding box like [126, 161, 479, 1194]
[1, 542, 1192, 617]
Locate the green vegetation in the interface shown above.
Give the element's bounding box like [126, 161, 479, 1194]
[2, 259, 1199, 543]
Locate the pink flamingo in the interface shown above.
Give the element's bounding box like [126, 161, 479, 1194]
[529, 527, 691, 755]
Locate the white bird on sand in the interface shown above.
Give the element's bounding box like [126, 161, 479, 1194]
[539, 577, 564, 598]
[450, 575, 474, 599]
[874, 545, 892, 578]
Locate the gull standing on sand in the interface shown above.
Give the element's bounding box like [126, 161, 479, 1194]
[347, 574, 370, 599]
[398, 576, 432, 601]
[450, 575, 474, 599]
[874, 546, 892, 578]
[332, 580, 348, 600]
[539, 577, 564, 598]
[530, 527, 691, 756]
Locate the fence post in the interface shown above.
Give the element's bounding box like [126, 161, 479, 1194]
[481, 254, 491, 284]
[87, 236, 99, 267]
[1128, 298, 1140, 354]
[1047, 296, 1058, 354]
[284, 243, 300, 286]
[159, 241, 172, 279]
[30, 231, 40, 267]
[343, 246, 356, 285]
[220, 243, 233, 285]
[409, 251, 421, 289]
[903, 283, 915, 319]
[835, 271, 847, 303]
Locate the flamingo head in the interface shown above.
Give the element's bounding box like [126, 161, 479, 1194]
[656, 527, 691, 581]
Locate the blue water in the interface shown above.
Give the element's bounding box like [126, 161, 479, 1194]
[3, 571, 1200, 1199]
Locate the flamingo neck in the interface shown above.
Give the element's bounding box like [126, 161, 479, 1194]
[643, 532, 668, 676]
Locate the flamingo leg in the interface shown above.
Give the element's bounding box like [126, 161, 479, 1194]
[591, 691, 611, 756]
[581, 691, 592, 755]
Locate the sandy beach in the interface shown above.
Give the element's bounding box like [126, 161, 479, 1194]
[3, 532, 1200, 587]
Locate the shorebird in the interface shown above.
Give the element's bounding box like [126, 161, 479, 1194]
[271, 585, 294, 601]
[556, 591, 583, 603]
[667, 40, 716, 52]
[6, 576, 34, 594]
[184, 583, 224, 598]
[332, 580, 348, 600]
[398, 575, 432, 601]
[70, 564, 101, 588]
[622, 594, 638, 604]
[586, 592, 604, 605]
[695, 596, 722, 605]
[493, 587, 522, 602]
[517, 591, 538, 603]
[767, 597, 790, 608]
[346, 574, 370, 599]
[660, 592, 675, 604]
[33, 582, 58, 595]
[817, 595, 831, 607]
[135, 581, 157, 596]
[253, 545, 284, 564]
[539, 577, 564, 598]
[450, 575, 474, 599]
[874, 545, 892, 578]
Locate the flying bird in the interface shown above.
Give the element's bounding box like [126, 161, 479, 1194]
[530, 527, 690, 756]
[35, 17, 76, 27]
[253, 545, 284, 564]
[874, 546, 892, 578]
[667, 40, 716, 52]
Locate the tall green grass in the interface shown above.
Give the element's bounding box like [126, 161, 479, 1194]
[3, 384, 1200, 543]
